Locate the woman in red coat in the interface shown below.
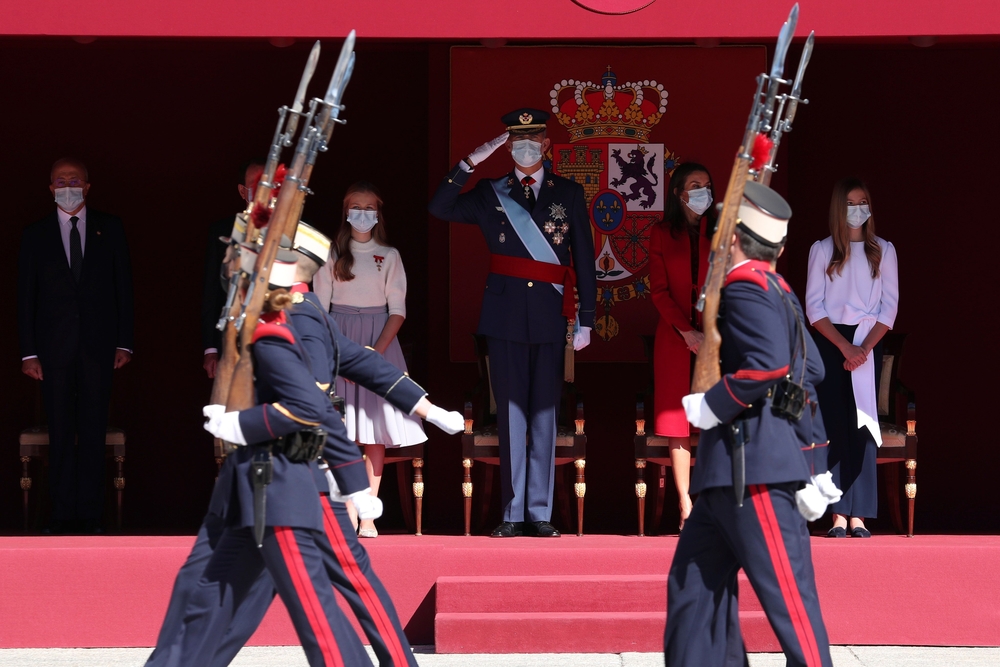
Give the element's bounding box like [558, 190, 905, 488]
[647, 162, 716, 529]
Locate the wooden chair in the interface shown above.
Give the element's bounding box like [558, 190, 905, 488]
[19, 427, 127, 531]
[875, 331, 918, 536]
[461, 334, 587, 536]
[382, 444, 426, 535]
[633, 335, 696, 536]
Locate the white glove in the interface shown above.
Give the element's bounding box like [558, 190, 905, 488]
[466, 132, 509, 169]
[426, 404, 465, 434]
[203, 405, 246, 445]
[812, 471, 844, 505]
[323, 467, 347, 503]
[573, 326, 592, 351]
[795, 483, 827, 521]
[681, 393, 721, 430]
[348, 490, 383, 520]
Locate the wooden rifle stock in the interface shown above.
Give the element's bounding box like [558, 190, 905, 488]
[690, 155, 752, 394]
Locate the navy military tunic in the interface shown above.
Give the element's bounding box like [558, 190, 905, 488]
[665, 260, 833, 667]
[429, 162, 596, 524]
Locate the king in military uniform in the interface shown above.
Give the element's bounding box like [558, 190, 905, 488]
[429, 107, 597, 537]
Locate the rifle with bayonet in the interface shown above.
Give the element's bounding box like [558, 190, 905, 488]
[756, 31, 815, 186]
[210, 41, 322, 463]
[224, 31, 357, 547]
[692, 4, 802, 395]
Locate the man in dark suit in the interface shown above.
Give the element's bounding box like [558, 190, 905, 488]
[200, 160, 264, 379]
[17, 158, 134, 533]
[429, 108, 597, 538]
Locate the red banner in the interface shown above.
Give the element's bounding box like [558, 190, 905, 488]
[447, 45, 765, 362]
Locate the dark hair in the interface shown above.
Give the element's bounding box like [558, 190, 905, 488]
[238, 159, 266, 185]
[333, 181, 389, 282]
[50, 157, 89, 183]
[827, 176, 881, 279]
[736, 227, 782, 263]
[662, 162, 717, 238]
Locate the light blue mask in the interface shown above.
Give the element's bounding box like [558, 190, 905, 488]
[511, 140, 543, 168]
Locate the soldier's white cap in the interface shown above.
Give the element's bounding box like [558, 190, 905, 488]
[237, 242, 298, 288]
[293, 222, 332, 266]
[737, 181, 792, 247]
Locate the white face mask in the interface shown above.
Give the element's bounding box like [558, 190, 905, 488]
[244, 186, 255, 204]
[511, 140, 543, 168]
[846, 204, 871, 229]
[683, 186, 713, 216]
[347, 209, 378, 233]
[54, 187, 85, 212]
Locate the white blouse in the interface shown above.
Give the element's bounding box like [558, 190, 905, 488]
[313, 239, 407, 317]
[805, 235, 899, 445]
[805, 236, 898, 330]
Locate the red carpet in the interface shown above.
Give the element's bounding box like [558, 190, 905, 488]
[1, 535, 997, 652]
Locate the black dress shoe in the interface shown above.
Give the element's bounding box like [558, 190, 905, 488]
[524, 521, 561, 537]
[490, 521, 523, 538]
[826, 526, 847, 538]
[850, 526, 871, 538]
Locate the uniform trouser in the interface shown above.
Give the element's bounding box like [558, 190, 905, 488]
[210, 497, 418, 667]
[486, 337, 563, 523]
[814, 325, 882, 518]
[665, 484, 832, 667]
[40, 350, 114, 522]
[144, 512, 276, 667]
[167, 525, 372, 667]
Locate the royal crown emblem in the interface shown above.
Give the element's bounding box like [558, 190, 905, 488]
[549, 67, 668, 143]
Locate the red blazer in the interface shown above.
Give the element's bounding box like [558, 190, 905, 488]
[648, 218, 711, 437]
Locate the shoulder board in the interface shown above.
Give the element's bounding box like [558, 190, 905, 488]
[724, 261, 791, 293]
[252, 321, 296, 345]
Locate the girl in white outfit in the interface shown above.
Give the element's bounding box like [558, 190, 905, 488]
[805, 177, 898, 538]
[314, 181, 427, 537]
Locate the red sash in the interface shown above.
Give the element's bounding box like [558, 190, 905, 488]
[489, 255, 577, 320]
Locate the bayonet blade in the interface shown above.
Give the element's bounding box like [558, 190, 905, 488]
[292, 41, 322, 114]
[325, 30, 357, 107]
[770, 4, 799, 80]
[789, 31, 814, 99]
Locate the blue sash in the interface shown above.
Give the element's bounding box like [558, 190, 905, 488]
[490, 177, 562, 294]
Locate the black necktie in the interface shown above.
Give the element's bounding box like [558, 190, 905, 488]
[69, 216, 83, 282]
[521, 176, 536, 211]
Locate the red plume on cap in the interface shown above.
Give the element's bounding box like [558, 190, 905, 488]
[750, 133, 773, 171]
[251, 164, 288, 228]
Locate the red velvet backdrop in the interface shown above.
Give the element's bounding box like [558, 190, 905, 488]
[1, 38, 997, 536]
[447, 46, 766, 362]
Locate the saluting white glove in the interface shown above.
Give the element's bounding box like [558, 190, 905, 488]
[203, 404, 247, 445]
[426, 404, 465, 434]
[348, 489, 383, 520]
[681, 393, 721, 430]
[573, 326, 592, 351]
[466, 132, 509, 169]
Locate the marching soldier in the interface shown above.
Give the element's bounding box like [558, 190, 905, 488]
[429, 108, 597, 538]
[665, 182, 836, 667]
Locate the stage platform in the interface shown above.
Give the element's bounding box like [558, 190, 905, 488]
[1, 535, 997, 653]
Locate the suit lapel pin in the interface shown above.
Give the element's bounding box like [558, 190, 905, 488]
[546, 179, 554, 188]
[495, 206, 504, 212]
[499, 232, 506, 243]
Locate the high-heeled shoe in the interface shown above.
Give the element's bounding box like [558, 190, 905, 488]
[358, 527, 378, 538]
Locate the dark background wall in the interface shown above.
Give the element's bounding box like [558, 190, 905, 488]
[1, 38, 996, 535]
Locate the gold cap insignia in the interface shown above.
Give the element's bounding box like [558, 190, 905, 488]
[519, 112, 533, 125]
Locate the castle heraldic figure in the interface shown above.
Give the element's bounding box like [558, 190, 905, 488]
[429, 108, 597, 538]
[664, 182, 840, 667]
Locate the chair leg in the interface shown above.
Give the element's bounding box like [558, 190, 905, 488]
[21, 456, 32, 532]
[652, 465, 668, 535]
[884, 463, 903, 535]
[635, 459, 647, 537]
[114, 456, 125, 531]
[412, 458, 424, 536]
[574, 459, 585, 537]
[462, 458, 473, 536]
[905, 459, 917, 537]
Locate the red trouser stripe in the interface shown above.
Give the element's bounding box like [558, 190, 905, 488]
[274, 526, 344, 667]
[322, 499, 409, 667]
[748, 485, 822, 667]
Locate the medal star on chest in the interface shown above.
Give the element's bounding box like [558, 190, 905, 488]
[548, 203, 567, 221]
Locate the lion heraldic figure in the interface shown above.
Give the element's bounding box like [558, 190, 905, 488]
[610, 146, 659, 209]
